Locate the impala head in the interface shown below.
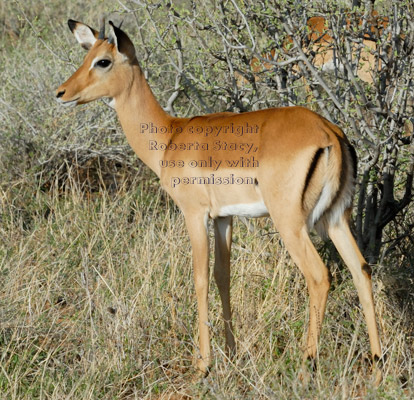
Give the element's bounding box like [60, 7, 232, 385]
[56, 18, 138, 106]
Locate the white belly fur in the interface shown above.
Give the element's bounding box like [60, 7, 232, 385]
[218, 201, 269, 218]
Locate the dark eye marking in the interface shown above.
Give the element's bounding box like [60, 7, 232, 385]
[95, 59, 112, 68]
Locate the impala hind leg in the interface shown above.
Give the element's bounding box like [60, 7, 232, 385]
[328, 216, 382, 375]
[213, 216, 236, 356]
[274, 222, 332, 366]
[184, 212, 211, 375]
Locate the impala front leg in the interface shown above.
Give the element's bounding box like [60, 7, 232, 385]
[214, 216, 235, 356]
[184, 211, 211, 375]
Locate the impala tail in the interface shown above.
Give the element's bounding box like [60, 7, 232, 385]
[304, 133, 357, 235]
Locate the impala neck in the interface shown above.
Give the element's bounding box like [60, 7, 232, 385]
[113, 65, 173, 177]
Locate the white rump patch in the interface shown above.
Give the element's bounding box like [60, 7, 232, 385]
[309, 180, 334, 227]
[311, 146, 356, 235]
[218, 201, 269, 218]
[318, 173, 354, 231]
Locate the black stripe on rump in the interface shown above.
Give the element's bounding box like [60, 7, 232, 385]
[347, 143, 358, 180]
[301, 147, 324, 208]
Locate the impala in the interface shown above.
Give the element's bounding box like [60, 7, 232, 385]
[242, 12, 389, 86]
[56, 18, 382, 380]
[305, 13, 388, 83]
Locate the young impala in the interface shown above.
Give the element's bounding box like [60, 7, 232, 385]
[56, 18, 382, 381]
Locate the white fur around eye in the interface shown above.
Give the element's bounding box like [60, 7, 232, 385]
[89, 56, 101, 71]
[89, 57, 112, 71]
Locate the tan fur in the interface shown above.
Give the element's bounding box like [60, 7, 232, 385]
[56, 20, 382, 381]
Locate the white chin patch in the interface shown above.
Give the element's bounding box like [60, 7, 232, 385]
[56, 98, 78, 107]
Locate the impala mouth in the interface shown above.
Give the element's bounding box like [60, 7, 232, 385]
[56, 98, 80, 107]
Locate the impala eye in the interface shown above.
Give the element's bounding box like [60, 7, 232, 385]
[95, 59, 112, 68]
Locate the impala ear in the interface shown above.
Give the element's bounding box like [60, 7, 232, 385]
[108, 21, 137, 62]
[68, 20, 98, 50]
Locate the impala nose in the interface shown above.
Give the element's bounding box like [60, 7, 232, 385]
[56, 89, 65, 98]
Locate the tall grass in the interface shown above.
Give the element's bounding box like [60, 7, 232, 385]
[1, 177, 413, 399]
[1, 0, 413, 398]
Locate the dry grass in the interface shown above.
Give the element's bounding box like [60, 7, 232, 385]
[0, 177, 413, 399]
[1, 1, 413, 398]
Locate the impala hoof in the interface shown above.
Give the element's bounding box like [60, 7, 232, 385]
[195, 357, 211, 377]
